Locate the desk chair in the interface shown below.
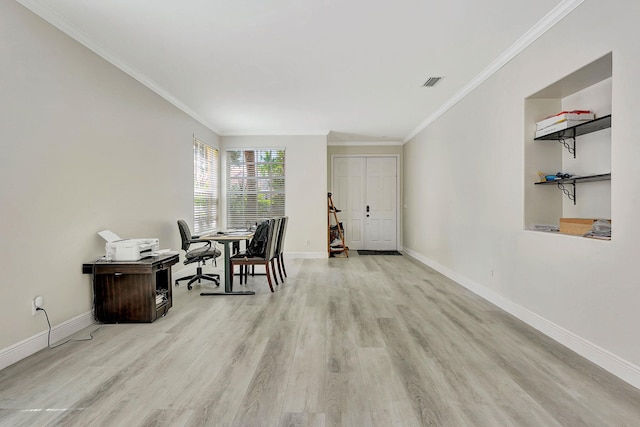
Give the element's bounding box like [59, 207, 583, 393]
[175, 220, 221, 290]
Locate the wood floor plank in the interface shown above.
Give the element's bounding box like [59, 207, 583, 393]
[282, 306, 326, 413]
[407, 278, 634, 426]
[138, 408, 196, 427]
[278, 411, 325, 427]
[169, 303, 273, 424]
[377, 316, 468, 426]
[394, 301, 563, 426]
[326, 295, 359, 374]
[346, 288, 385, 348]
[357, 347, 422, 427]
[325, 372, 373, 427]
[1, 256, 640, 426]
[182, 325, 270, 425]
[232, 320, 299, 427]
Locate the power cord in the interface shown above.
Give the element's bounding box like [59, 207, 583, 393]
[35, 255, 104, 349]
[37, 307, 100, 349]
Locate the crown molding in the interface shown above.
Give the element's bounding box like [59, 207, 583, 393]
[403, 0, 585, 143]
[327, 140, 404, 147]
[15, 0, 221, 135]
[15, 0, 584, 143]
[220, 130, 331, 137]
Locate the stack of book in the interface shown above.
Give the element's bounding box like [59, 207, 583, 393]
[155, 293, 167, 306]
[535, 110, 594, 138]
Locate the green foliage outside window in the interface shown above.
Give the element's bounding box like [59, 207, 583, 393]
[226, 149, 285, 228]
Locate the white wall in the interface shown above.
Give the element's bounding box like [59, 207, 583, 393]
[0, 0, 218, 361]
[560, 78, 612, 218]
[403, 0, 640, 387]
[221, 135, 328, 258]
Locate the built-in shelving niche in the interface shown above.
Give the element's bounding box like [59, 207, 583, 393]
[524, 53, 612, 235]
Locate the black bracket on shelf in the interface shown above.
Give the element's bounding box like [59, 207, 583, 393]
[558, 136, 576, 158]
[556, 181, 576, 205]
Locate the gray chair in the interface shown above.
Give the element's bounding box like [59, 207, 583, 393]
[240, 216, 288, 285]
[230, 218, 279, 292]
[273, 216, 288, 282]
[267, 217, 282, 285]
[175, 220, 221, 290]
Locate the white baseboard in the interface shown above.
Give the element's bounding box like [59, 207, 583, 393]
[286, 251, 328, 259]
[403, 247, 640, 390]
[0, 311, 95, 371]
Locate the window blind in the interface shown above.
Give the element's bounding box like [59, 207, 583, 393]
[226, 148, 285, 228]
[193, 138, 218, 234]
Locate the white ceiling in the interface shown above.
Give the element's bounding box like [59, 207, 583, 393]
[19, 0, 577, 142]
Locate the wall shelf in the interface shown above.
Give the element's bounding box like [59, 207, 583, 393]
[524, 53, 612, 230]
[534, 173, 611, 205]
[534, 114, 611, 141]
[534, 115, 611, 158]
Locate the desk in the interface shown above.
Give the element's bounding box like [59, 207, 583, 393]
[82, 253, 179, 322]
[200, 232, 254, 296]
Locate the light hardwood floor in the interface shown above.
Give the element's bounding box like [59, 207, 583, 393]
[2, 253, 640, 426]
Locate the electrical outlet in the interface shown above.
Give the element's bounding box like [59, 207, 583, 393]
[32, 295, 44, 316]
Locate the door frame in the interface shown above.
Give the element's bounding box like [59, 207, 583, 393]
[331, 154, 400, 251]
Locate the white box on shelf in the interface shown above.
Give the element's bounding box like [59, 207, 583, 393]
[535, 120, 588, 138]
[535, 110, 594, 131]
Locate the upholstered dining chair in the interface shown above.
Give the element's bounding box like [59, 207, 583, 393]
[273, 216, 288, 282]
[230, 218, 279, 292]
[266, 217, 282, 286]
[240, 217, 282, 286]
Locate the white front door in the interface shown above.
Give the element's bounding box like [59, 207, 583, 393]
[364, 157, 397, 250]
[332, 156, 397, 251]
[332, 157, 365, 249]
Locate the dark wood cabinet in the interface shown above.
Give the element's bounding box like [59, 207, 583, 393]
[83, 254, 179, 323]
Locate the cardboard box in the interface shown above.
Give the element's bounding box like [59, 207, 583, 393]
[559, 218, 605, 235]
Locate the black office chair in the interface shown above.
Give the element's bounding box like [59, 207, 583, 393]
[175, 220, 221, 290]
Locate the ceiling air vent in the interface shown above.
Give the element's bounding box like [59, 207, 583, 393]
[422, 77, 442, 87]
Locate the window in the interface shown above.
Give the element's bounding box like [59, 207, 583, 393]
[193, 138, 218, 234]
[226, 148, 285, 228]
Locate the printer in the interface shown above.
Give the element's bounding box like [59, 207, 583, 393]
[98, 230, 160, 261]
